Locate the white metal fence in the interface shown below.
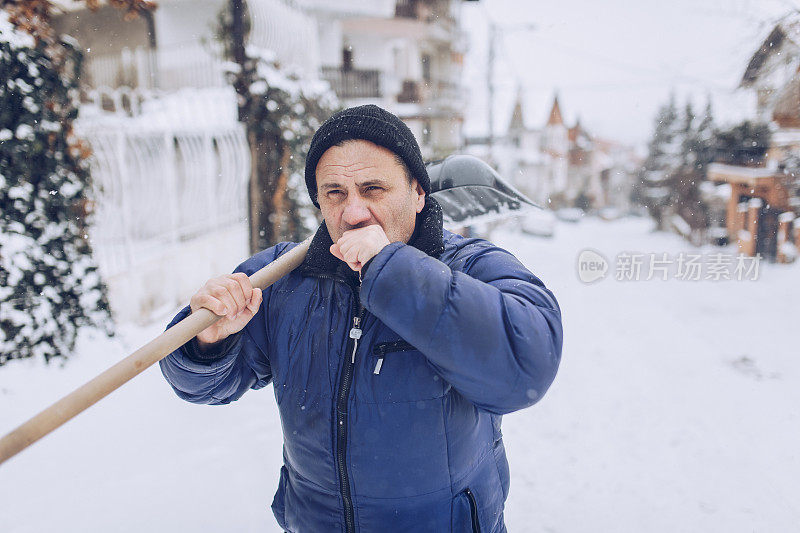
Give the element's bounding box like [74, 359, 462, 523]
[77, 121, 250, 278]
[72, 86, 251, 322]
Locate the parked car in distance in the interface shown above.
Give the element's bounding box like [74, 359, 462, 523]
[521, 208, 556, 237]
[555, 207, 584, 223]
[599, 207, 622, 221]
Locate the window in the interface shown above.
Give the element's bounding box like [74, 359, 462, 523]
[342, 46, 353, 71]
[421, 54, 431, 83]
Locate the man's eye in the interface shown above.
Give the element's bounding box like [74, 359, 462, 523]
[365, 186, 383, 192]
[327, 190, 344, 197]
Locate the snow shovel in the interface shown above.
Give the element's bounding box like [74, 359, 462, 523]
[0, 154, 539, 465]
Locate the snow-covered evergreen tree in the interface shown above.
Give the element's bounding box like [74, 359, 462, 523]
[695, 99, 716, 173]
[641, 95, 681, 230]
[0, 11, 113, 364]
[671, 100, 711, 239]
[641, 95, 717, 238]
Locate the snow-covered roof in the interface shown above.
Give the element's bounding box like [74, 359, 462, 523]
[741, 14, 800, 88]
[708, 163, 777, 185]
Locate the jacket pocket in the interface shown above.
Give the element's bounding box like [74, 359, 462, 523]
[366, 339, 448, 403]
[451, 488, 482, 533]
[372, 340, 416, 374]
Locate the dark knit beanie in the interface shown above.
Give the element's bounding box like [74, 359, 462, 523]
[304, 104, 430, 208]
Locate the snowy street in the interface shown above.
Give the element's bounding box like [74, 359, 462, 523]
[1, 216, 798, 532]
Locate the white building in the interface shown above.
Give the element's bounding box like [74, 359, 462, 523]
[496, 92, 637, 211]
[494, 93, 545, 203]
[496, 93, 568, 207]
[301, 0, 472, 159]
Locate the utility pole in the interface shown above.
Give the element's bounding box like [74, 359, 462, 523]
[487, 21, 496, 159]
[485, 20, 536, 165]
[231, 0, 247, 102]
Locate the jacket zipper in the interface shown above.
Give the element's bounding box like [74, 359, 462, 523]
[372, 340, 415, 375]
[310, 269, 364, 533]
[465, 488, 481, 533]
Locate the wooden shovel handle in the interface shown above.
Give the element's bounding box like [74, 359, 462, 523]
[0, 237, 311, 466]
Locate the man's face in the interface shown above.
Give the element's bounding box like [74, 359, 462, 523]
[316, 139, 425, 244]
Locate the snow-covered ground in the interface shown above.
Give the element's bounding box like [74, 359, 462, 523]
[1, 216, 798, 532]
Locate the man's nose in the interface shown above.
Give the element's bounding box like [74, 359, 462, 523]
[342, 195, 371, 227]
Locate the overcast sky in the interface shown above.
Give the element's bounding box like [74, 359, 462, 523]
[461, 0, 796, 150]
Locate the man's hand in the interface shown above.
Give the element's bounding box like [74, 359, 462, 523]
[190, 273, 262, 349]
[330, 224, 391, 272]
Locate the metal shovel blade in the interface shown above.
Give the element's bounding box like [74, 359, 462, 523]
[427, 154, 541, 225]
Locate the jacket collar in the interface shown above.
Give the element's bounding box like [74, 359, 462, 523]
[299, 196, 444, 278]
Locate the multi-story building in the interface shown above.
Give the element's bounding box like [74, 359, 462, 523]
[54, 0, 473, 156]
[301, 0, 472, 159]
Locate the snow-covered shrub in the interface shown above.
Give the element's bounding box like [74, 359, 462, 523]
[0, 11, 113, 365]
[231, 46, 339, 245]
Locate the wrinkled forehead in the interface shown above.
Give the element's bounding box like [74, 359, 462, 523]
[316, 140, 409, 183]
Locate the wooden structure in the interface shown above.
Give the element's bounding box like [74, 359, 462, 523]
[708, 163, 797, 262]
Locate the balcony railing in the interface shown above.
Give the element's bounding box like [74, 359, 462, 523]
[82, 44, 227, 92]
[396, 79, 464, 107]
[321, 67, 381, 99]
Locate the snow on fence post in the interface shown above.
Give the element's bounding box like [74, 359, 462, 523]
[115, 130, 136, 271]
[163, 129, 183, 309]
[204, 131, 220, 228]
[163, 129, 181, 243]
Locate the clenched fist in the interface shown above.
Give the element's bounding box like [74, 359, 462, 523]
[330, 224, 391, 272]
[190, 272, 262, 349]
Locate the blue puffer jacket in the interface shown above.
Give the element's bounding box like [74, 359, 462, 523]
[160, 199, 563, 533]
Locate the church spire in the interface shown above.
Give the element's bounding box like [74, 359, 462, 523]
[508, 87, 525, 133]
[546, 93, 564, 126]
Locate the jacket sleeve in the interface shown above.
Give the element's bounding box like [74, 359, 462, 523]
[158, 243, 292, 405]
[359, 239, 563, 415]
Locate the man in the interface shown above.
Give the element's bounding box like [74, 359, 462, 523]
[161, 104, 563, 532]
